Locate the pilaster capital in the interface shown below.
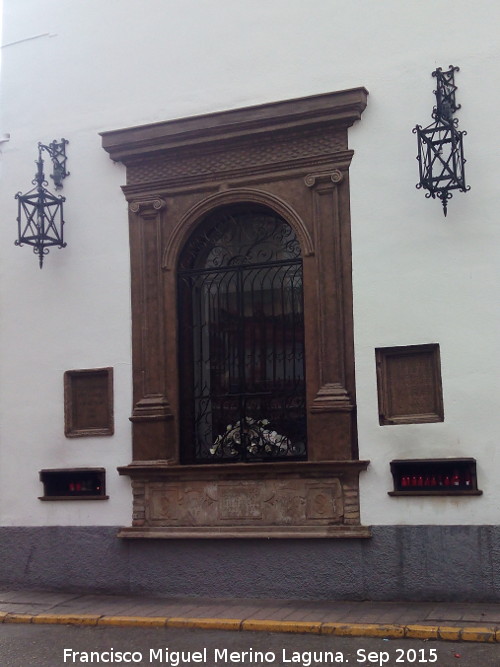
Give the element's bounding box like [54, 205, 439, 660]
[304, 170, 344, 189]
[129, 198, 167, 219]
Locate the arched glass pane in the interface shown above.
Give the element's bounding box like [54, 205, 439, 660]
[178, 206, 307, 463]
[179, 207, 302, 271]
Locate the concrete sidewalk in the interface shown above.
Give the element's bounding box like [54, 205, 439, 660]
[1, 588, 500, 643]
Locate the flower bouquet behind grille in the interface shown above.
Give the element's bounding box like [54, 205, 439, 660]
[210, 417, 291, 459]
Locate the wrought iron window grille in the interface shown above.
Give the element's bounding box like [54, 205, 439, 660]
[413, 66, 470, 216]
[178, 206, 307, 464]
[15, 139, 69, 268]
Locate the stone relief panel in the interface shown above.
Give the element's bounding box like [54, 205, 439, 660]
[141, 477, 346, 528]
[306, 481, 343, 520]
[147, 485, 181, 524]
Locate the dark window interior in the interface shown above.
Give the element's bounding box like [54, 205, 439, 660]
[178, 205, 307, 463]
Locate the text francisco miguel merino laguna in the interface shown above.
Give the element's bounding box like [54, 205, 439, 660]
[63, 647, 378, 665]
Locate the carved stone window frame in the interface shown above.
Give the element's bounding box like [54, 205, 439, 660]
[101, 88, 370, 538]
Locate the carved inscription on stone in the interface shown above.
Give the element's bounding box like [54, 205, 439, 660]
[218, 483, 262, 520]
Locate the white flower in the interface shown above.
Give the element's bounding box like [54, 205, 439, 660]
[211, 417, 290, 457]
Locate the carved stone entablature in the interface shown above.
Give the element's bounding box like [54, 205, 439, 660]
[118, 461, 370, 539]
[102, 88, 368, 191]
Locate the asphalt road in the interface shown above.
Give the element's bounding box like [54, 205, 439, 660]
[1, 624, 499, 667]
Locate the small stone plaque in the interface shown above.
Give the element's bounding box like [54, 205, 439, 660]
[64, 368, 114, 437]
[375, 344, 444, 425]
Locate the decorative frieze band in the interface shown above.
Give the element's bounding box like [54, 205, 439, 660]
[142, 478, 345, 526]
[126, 130, 346, 186]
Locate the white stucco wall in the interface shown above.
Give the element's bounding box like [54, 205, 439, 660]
[1, 0, 499, 527]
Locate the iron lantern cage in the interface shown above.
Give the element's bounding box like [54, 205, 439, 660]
[413, 66, 470, 216]
[15, 139, 69, 268]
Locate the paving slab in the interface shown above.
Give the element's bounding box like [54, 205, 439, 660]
[1, 588, 500, 642]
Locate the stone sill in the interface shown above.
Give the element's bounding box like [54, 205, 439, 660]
[117, 525, 372, 539]
[388, 490, 482, 497]
[118, 459, 370, 481]
[39, 496, 109, 501]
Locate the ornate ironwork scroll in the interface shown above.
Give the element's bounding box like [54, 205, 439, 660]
[178, 206, 307, 463]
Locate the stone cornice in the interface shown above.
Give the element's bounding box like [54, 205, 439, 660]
[100, 87, 368, 164]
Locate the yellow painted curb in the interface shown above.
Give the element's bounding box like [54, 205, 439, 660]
[167, 617, 242, 631]
[438, 625, 462, 642]
[32, 614, 101, 626]
[1, 609, 499, 643]
[97, 616, 167, 628]
[460, 626, 496, 643]
[242, 619, 321, 634]
[3, 613, 33, 624]
[322, 622, 405, 638]
[405, 624, 439, 639]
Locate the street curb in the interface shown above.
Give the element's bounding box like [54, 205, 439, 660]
[0, 612, 498, 642]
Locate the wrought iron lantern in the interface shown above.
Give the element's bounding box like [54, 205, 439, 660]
[15, 139, 69, 267]
[413, 66, 470, 216]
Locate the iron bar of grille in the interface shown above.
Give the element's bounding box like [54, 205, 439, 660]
[178, 207, 307, 464]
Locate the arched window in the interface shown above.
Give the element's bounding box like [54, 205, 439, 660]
[178, 205, 307, 463]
